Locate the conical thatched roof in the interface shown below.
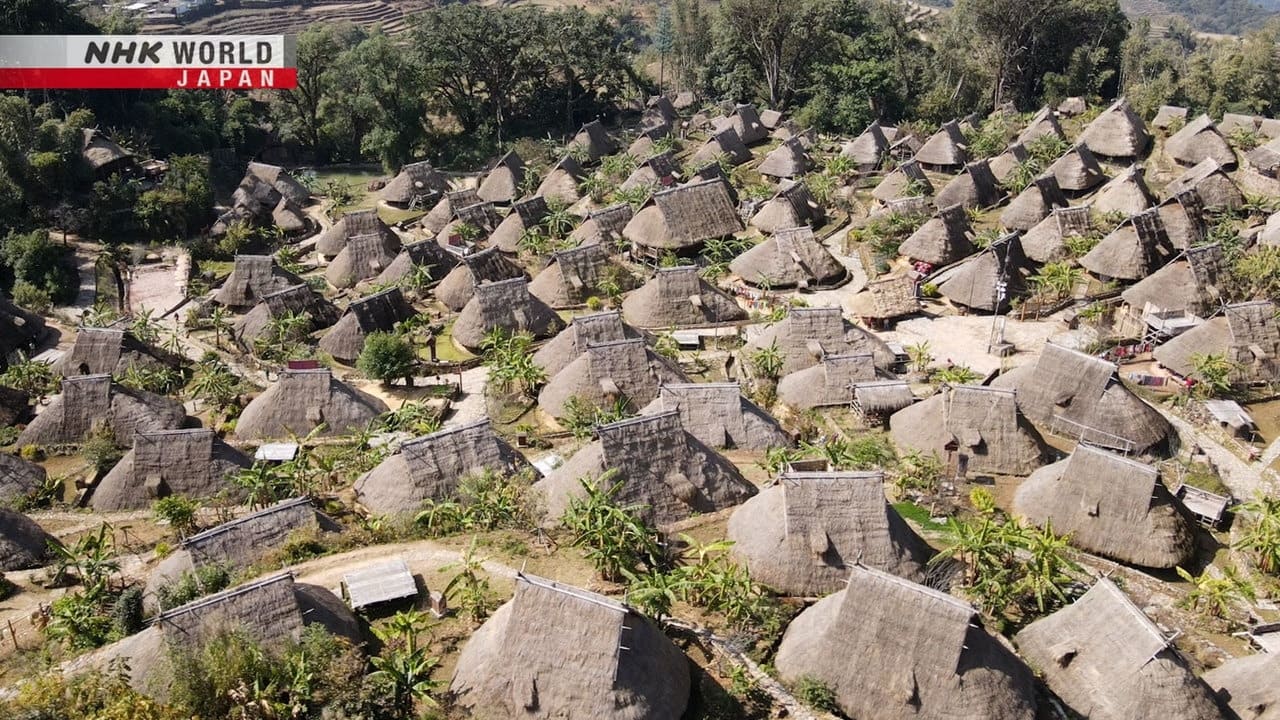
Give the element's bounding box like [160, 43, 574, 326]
[81, 128, 134, 174]
[1152, 105, 1188, 131]
[0, 508, 57, 571]
[1000, 173, 1069, 230]
[729, 226, 846, 289]
[871, 158, 934, 203]
[371, 238, 459, 288]
[476, 151, 524, 204]
[1081, 207, 1175, 281]
[489, 196, 550, 253]
[621, 266, 747, 328]
[451, 573, 691, 719]
[627, 122, 671, 159]
[1048, 143, 1107, 193]
[758, 136, 812, 179]
[1166, 158, 1243, 211]
[217, 167, 311, 238]
[422, 188, 486, 236]
[1246, 135, 1280, 177]
[235, 368, 388, 441]
[325, 231, 401, 289]
[381, 160, 450, 207]
[53, 327, 182, 378]
[848, 275, 921, 321]
[621, 151, 681, 192]
[316, 208, 394, 259]
[1080, 97, 1150, 159]
[624, 179, 742, 254]
[749, 181, 825, 233]
[245, 161, 312, 206]
[355, 419, 531, 515]
[538, 338, 687, 420]
[93, 429, 251, 512]
[989, 143, 1030, 185]
[531, 310, 645, 377]
[1159, 189, 1210, 250]
[567, 203, 635, 248]
[777, 352, 876, 409]
[840, 121, 889, 170]
[1019, 206, 1082, 263]
[639, 382, 789, 450]
[0, 297, 45, 369]
[1154, 301, 1280, 384]
[0, 385, 31, 428]
[689, 127, 754, 167]
[214, 255, 304, 309]
[1121, 243, 1226, 319]
[728, 471, 931, 595]
[936, 234, 1031, 312]
[915, 119, 969, 170]
[889, 384, 1047, 476]
[1015, 579, 1223, 719]
[714, 103, 768, 144]
[435, 246, 526, 312]
[232, 284, 340, 352]
[1204, 652, 1280, 720]
[528, 243, 638, 308]
[992, 343, 1172, 455]
[536, 155, 585, 205]
[318, 288, 416, 363]
[1014, 444, 1195, 567]
[1092, 164, 1156, 217]
[1166, 114, 1236, 168]
[900, 204, 974, 265]
[535, 410, 756, 526]
[934, 159, 1002, 210]
[16, 374, 185, 447]
[647, 95, 679, 125]
[569, 120, 617, 162]
[0, 453, 46, 506]
[452, 278, 565, 351]
[742, 306, 895, 376]
[775, 564, 1037, 720]
[1016, 106, 1065, 145]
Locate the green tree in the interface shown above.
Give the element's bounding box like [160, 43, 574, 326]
[749, 340, 784, 379]
[1189, 352, 1237, 397]
[358, 331, 417, 386]
[369, 610, 441, 716]
[562, 471, 665, 582]
[233, 462, 293, 509]
[654, 4, 676, 93]
[153, 495, 200, 539]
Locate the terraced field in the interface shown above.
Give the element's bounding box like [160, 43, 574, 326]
[145, 0, 434, 36]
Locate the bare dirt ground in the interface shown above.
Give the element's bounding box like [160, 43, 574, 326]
[126, 255, 189, 319]
[881, 312, 1069, 376]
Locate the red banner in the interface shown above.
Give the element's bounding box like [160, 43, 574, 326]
[0, 67, 298, 89]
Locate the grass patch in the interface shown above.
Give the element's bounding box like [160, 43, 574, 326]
[892, 501, 949, 533]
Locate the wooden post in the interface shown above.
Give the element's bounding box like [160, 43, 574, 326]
[8, 618, 18, 650]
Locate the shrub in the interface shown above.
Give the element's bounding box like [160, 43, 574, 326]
[279, 527, 328, 564]
[152, 495, 200, 539]
[19, 444, 43, 461]
[562, 471, 665, 582]
[357, 331, 416, 385]
[0, 573, 14, 601]
[82, 426, 122, 476]
[11, 281, 51, 313]
[157, 564, 231, 611]
[112, 586, 144, 638]
[794, 676, 839, 713]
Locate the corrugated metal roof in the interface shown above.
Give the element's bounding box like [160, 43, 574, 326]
[343, 558, 417, 609]
[255, 442, 299, 461]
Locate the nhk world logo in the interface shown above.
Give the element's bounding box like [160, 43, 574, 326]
[0, 35, 297, 89]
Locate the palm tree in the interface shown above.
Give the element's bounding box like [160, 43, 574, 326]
[207, 306, 231, 349]
[233, 463, 291, 509]
[905, 341, 933, 374]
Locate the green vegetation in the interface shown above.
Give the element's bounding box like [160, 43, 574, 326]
[1, 230, 76, 305]
[481, 328, 546, 400]
[1235, 496, 1280, 575]
[562, 471, 666, 582]
[414, 469, 536, 536]
[156, 564, 232, 611]
[358, 331, 417, 386]
[152, 495, 200, 540]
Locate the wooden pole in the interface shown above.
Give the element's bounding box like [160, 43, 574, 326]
[8, 618, 18, 651]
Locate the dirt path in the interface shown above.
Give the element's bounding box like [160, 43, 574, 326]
[1161, 410, 1276, 500]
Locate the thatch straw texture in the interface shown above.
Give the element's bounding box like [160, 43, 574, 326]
[872, 158, 934, 203]
[742, 306, 895, 376]
[989, 143, 1029, 185]
[1048, 144, 1107, 193]
[316, 208, 393, 258]
[536, 155, 585, 205]
[1015, 579, 1223, 719]
[1166, 115, 1236, 168]
[1166, 158, 1243, 211]
[235, 369, 388, 440]
[728, 471, 930, 595]
[936, 234, 1031, 312]
[534, 410, 756, 526]
[325, 231, 401, 289]
[854, 379, 916, 417]
[214, 255, 304, 309]
[934, 160, 1002, 210]
[715, 103, 768, 144]
[915, 120, 969, 170]
[1152, 105, 1188, 131]
[775, 564, 1037, 720]
[476, 151, 524, 204]
[539, 338, 687, 419]
[624, 179, 742, 253]
[1000, 174, 1069, 231]
[627, 123, 670, 159]
[729, 226, 846, 289]
[0, 508, 56, 570]
[94, 429, 251, 511]
[231, 284, 339, 351]
[1080, 97, 1150, 158]
[1159, 190, 1210, 250]
[53, 327, 182, 378]
[531, 311, 645, 376]
[271, 196, 309, 236]
[355, 419, 531, 515]
[422, 189, 485, 236]
[639, 382, 789, 450]
[490, 196, 550, 253]
[381, 160, 450, 206]
[451, 573, 690, 719]
[1154, 301, 1280, 383]
[889, 384, 1048, 476]
[621, 151, 680, 192]
[155, 574, 304, 649]
[621, 266, 746, 328]
[1246, 136, 1280, 177]
[1021, 206, 1092, 263]
[850, 274, 921, 320]
[647, 95, 679, 125]
[899, 204, 974, 265]
[569, 120, 617, 162]
[1013, 444, 1195, 567]
[372, 238, 459, 288]
[1121, 243, 1226, 319]
[992, 343, 1172, 454]
[749, 181, 825, 233]
[452, 278, 565, 351]
[1016, 106, 1065, 145]
[841, 121, 890, 170]
[0, 297, 45, 367]
[81, 128, 133, 174]
[17, 374, 185, 447]
[1204, 652, 1280, 720]
[435, 247, 526, 311]
[758, 137, 812, 179]
[568, 203, 635, 247]
[0, 385, 31, 428]
[245, 162, 311, 205]
[689, 127, 754, 167]
[0, 453, 45, 505]
[1081, 207, 1175, 281]
[777, 353, 876, 409]
[318, 288, 415, 362]
[1092, 164, 1156, 217]
[528, 243, 638, 308]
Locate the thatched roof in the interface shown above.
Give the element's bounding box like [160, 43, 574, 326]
[729, 226, 846, 289]
[452, 277, 565, 351]
[1152, 105, 1189, 131]
[381, 160, 450, 206]
[620, 266, 747, 328]
[0, 453, 45, 505]
[567, 203, 635, 247]
[17, 374, 185, 447]
[531, 310, 644, 377]
[528, 243, 638, 308]
[1166, 158, 1243, 211]
[1204, 652, 1280, 720]
[245, 162, 311, 205]
[624, 179, 742, 253]
[644, 95, 678, 128]
[435, 246, 527, 311]
[53, 327, 182, 378]
[915, 119, 969, 170]
[355, 419, 531, 515]
[217, 165, 312, 238]
[451, 573, 690, 719]
[1021, 206, 1092, 263]
[689, 127, 754, 167]
[1013, 444, 1195, 567]
[1246, 135, 1280, 176]
[934, 159, 1002, 210]
[81, 128, 134, 174]
[235, 369, 388, 441]
[476, 151, 524, 204]
[536, 155, 585, 205]
[714, 103, 768, 144]
[1000, 173, 1068, 231]
[749, 181, 825, 233]
[214, 255, 304, 309]
[1093, 164, 1156, 217]
[371, 238, 459, 288]
[1048, 143, 1107, 193]
[318, 288, 415, 362]
[989, 143, 1030, 185]
[777, 352, 876, 409]
[325, 231, 402, 289]
[422, 188, 485, 236]
[569, 120, 617, 162]
[538, 338, 687, 419]
[1154, 301, 1280, 383]
[742, 306, 895, 376]
[1015, 579, 1222, 719]
[936, 233, 1031, 312]
[0, 297, 45, 368]
[535, 410, 756, 526]
[0, 385, 31, 428]
[489, 196, 549, 253]
[1080, 207, 1175, 281]
[840, 121, 890, 170]
[93, 429, 251, 512]
[621, 150, 681, 192]
[627, 122, 670, 158]
[871, 158, 933, 203]
[1166, 114, 1236, 168]
[847, 275, 921, 323]
[758, 136, 813, 179]
[639, 382, 789, 450]
[775, 564, 1037, 720]
[316, 208, 394, 258]
[854, 379, 916, 416]
[1121, 243, 1226, 319]
[1016, 106, 1065, 145]
[992, 343, 1172, 454]
[231, 284, 340, 352]
[0, 508, 57, 571]
[728, 471, 930, 595]
[889, 384, 1048, 476]
[1159, 189, 1210, 250]
[1080, 97, 1150, 158]
[900, 204, 974, 265]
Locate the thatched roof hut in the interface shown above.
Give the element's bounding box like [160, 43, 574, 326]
[1121, 243, 1226, 319]
[992, 343, 1172, 454]
[1093, 164, 1156, 217]
[936, 233, 1031, 312]
[1246, 135, 1280, 177]
[567, 203, 635, 247]
[316, 208, 394, 259]
[422, 188, 485, 236]
[871, 158, 933, 203]
[16, 374, 185, 447]
[742, 306, 895, 376]
[231, 284, 340, 352]
[889, 384, 1048, 476]
[53, 327, 182, 378]
[640, 382, 789, 450]
[536, 155, 585, 206]
[729, 226, 846, 289]
[848, 274, 921, 322]
[1020, 206, 1092, 263]
[1159, 189, 1209, 250]
[1080, 97, 1150, 159]
[476, 151, 524, 204]
[1166, 115, 1236, 168]
[758, 136, 812, 179]
[0, 453, 45, 505]
[235, 368, 388, 441]
[569, 120, 617, 163]
[627, 122, 671, 159]
[1154, 301, 1280, 383]
[318, 288, 415, 363]
[538, 338, 687, 419]
[1080, 207, 1175, 281]
[1000, 173, 1069, 231]
[81, 128, 134, 177]
[840, 121, 889, 170]
[775, 564, 1037, 720]
[749, 181, 825, 233]
[371, 238, 459, 288]
[621, 151, 680, 192]
[534, 410, 756, 526]
[1048, 143, 1107, 193]
[1152, 105, 1189, 131]
[728, 471, 930, 595]
[777, 353, 875, 409]
[624, 179, 742, 256]
[1166, 158, 1243, 211]
[381, 160, 450, 207]
[1204, 652, 1280, 720]
[1013, 444, 1195, 567]
[0, 385, 31, 428]
[355, 419, 530, 515]
[989, 143, 1030, 185]
[451, 573, 690, 719]
[689, 127, 754, 167]
[435, 247, 526, 312]
[452, 278, 565, 351]
[1016, 106, 1065, 145]
[621, 266, 746, 328]
[325, 231, 401, 289]
[646, 95, 679, 125]
[93, 429, 251, 511]
[528, 244, 638, 308]
[915, 119, 969, 171]
[1015, 579, 1223, 719]
[213, 255, 304, 309]
[531, 310, 645, 377]
[934, 159, 1002, 210]
[0, 297, 45, 369]
[900, 204, 974, 265]
[0, 508, 57, 570]
[241, 161, 312, 206]
[714, 103, 768, 145]
[489, 196, 550, 253]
